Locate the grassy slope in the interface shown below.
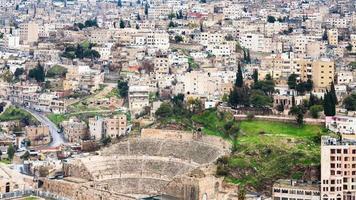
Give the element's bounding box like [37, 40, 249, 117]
[0, 106, 38, 124]
[191, 109, 328, 193]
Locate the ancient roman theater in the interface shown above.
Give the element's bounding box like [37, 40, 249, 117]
[42, 129, 239, 200]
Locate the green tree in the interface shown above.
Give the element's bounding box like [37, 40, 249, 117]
[46, 65, 67, 78]
[296, 82, 306, 95]
[117, 0, 122, 7]
[118, 80, 129, 98]
[14, 68, 24, 79]
[250, 90, 272, 107]
[343, 93, 356, 111]
[310, 105, 323, 118]
[168, 13, 175, 20]
[288, 73, 298, 89]
[322, 28, 328, 41]
[346, 43, 352, 51]
[28, 63, 45, 82]
[174, 35, 183, 43]
[267, 15, 276, 23]
[168, 21, 176, 28]
[330, 82, 337, 105]
[305, 79, 313, 92]
[137, 13, 141, 20]
[177, 10, 183, 19]
[324, 91, 335, 116]
[291, 95, 296, 107]
[119, 20, 125, 28]
[252, 69, 258, 83]
[235, 63, 243, 87]
[309, 93, 322, 107]
[7, 144, 15, 160]
[289, 105, 306, 126]
[155, 102, 173, 118]
[252, 79, 275, 96]
[246, 49, 251, 63]
[144, 3, 148, 15]
[228, 86, 250, 107]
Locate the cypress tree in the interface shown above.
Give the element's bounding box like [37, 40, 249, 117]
[323, 90, 335, 116]
[252, 69, 258, 83]
[117, 0, 122, 7]
[291, 95, 296, 107]
[144, 3, 148, 15]
[330, 82, 338, 105]
[235, 63, 243, 87]
[246, 49, 251, 63]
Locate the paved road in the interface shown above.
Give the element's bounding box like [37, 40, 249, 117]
[22, 107, 66, 147]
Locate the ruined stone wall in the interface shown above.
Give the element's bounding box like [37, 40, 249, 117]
[141, 128, 231, 152]
[42, 179, 81, 199]
[63, 161, 93, 181]
[42, 179, 136, 200]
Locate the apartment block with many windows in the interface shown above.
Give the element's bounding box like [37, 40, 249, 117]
[321, 136, 356, 200]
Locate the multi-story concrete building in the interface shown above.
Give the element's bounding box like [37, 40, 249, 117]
[154, 53, 170, 74]
[128, 85, 150, 116]
[89, 115, 127, 140]
[61, 118, 88, 143]
[321, 136, 356, 200]
[239, 33, 272, 53]
[19, 21, 39, 44]
[104, 115, 127, 138]
[325, 116, 356, 136]
[295, 59, 335, 91]
[328, 29, 338, 46]
[25, 125, 50, 146]
[272, 179, 320, 200]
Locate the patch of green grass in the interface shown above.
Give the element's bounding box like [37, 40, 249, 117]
[0, 158, 11, 164]
[105, 88, 119, 98]
[47, 114, 69, 126]
[0, 106, 37, 124]
[191, 109, 330, 193]
[239, 120, 321, 138]
[191, 109, 234, 140]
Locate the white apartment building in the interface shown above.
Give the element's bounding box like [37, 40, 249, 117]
[239, 33, 272, 53]
[19, 21, 39, 44]
[146, 31, 170, 50]
[195, 32, 225, 47]
[328, 29, 338, 46]
[222, 4, 244, 20]
[3, 34, 20, 49]
[325, 116, 356, 135]
[148, 5, 173, 19]
[128, 85, 150, 116]
[337, 71, 354, 85]
[321, 136, 356, 200]
[89, 115, 127, 140]
[273, 179, 320, 200]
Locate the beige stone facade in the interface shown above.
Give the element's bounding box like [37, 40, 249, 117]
[42, 129, 237, 199]
[321, 137, 356, 200]
[25, 125, 50, 146]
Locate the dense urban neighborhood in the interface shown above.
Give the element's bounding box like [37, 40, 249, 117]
[0, 0, 356, 199]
